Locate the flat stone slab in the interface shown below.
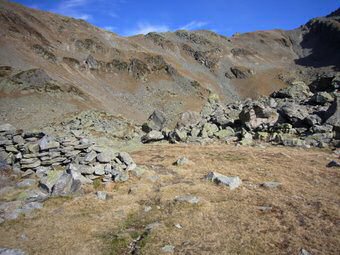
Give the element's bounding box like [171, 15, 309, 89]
[260, 181, 281, 189]
[161, 245, 175, 253]
[0, 248, 26, 255]
[174, 195, 200, 204]
[206, 172, 242, 190]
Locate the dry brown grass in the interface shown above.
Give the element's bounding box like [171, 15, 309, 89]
[0, 144, 339, 254]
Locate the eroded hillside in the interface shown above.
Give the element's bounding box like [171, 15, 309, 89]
[0, 0, 339, 128]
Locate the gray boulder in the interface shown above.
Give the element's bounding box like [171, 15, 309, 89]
[141, 130, 164, 143]
[201, 123, 219, 138]
[279, 103, 309, 126]
[271, 81, 312, 100]
[239, 104, 279, 129]
[118, 152, 137, 171]
[176, 111, 201, 128]
[311, 92, 334, 105]
[84, 150, 97, 163]
[39, 170, 63, 193]
[206, 172, 242, 190]
[142, 110, 167, 132]
[52, 172, 81, 196]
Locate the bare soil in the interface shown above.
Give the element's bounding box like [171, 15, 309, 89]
[0, 144, 339, 255]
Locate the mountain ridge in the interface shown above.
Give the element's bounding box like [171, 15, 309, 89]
[0, 0, 339, 128]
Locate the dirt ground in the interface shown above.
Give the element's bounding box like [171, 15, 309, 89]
[0, 143, 339, 255]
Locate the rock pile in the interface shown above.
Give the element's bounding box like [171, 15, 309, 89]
[142, 75, 339, 148]
[0, 124, 137, 196]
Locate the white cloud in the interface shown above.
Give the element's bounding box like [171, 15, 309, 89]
[63, 0, 89, 9]
[103, 26, 117, 31]
[125, 22, 170, 35]
[180, 21, 208, 30]
[51, 0, 92, 21]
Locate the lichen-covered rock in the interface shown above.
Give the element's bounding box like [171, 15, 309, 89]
[271, 81, 312, 100]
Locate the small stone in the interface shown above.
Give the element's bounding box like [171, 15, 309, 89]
[144, 206, 152, 212]
[96, 151, 113, 163]
[206, 172, 242, 190]
[94, 164, 105, 175]
[27, 143, 39, 153]
[78, 165, 95, 175]
[13, 135, 25, 145]
[260, 181, 281, 189]
[38, 135, 60, 151]
[96, 191, 107, 200]
[21, 160, 41, 169]
[35, 166, 51, 178]
[175, 195, 200, 204]
[299, 248, 311, 255]
[257, 206, 273, 212]
[174, 224, 182, 229]
[5, 145, 18, 153]
[118, 152, 136, 171]
[21, 170, 35, 177]
[112, 171, 129, 182]
[16, 179, 36, 188]
[161, 245, 175, 253]
[174, 156, 192, 166]
[0, 248, 26, 255]
[326, 160, 340, 168]
[84, 150, 97, 163]
[20, 158, 39, 165]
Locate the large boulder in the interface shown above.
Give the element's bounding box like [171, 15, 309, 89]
[239, 103, 279, 129]
[176, 111, 201, 129]
[271, 81, 312, 100]
[142, 110, 167, 133]
[201, 123, 219, 138]
[141, 130, 164, 143]
[278, 102, 310, 126]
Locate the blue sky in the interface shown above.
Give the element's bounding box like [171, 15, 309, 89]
[13, 0, 339, 36]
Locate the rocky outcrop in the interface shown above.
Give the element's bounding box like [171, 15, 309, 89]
[225, 66, 255, 79]
[140, 75, 340, 148]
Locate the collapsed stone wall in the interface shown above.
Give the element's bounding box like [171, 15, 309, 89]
[0, 124, 138, 197]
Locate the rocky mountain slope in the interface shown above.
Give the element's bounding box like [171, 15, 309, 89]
[0, 0, 339, 128]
